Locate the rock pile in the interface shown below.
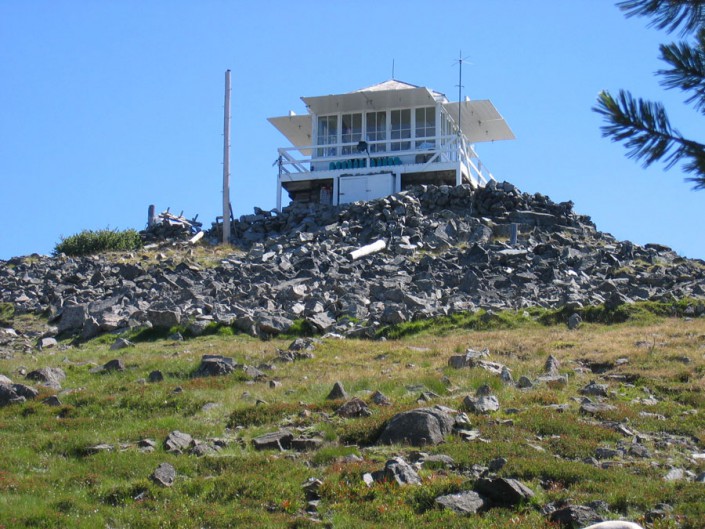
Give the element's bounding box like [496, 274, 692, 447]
[2, 182, 704, 343]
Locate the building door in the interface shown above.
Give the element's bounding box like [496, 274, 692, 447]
[338, 173, 395, 204]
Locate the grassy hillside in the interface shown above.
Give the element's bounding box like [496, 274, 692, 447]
[1, 312, 704, 528]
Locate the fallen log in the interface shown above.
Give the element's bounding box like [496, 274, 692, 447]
[350, 239, 386, 260]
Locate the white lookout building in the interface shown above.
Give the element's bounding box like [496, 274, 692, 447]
[269, 80, 514, 209]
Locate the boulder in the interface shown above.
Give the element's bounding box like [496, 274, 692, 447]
[147, 308, 182, 329]
[377, 405, 456, 447]
[164, 431, 193, 453]
[151, 463, 176, 487]
[435, 490, 488, 514]
[193, 355, 237, 377]
[378, 457, 421, 486]
[474, 477, 534, 506]
[252, 429, 294, 451]
[336, 398, 371, 418]
[326, 381, 348, 400]
[26, 367, 66, 389]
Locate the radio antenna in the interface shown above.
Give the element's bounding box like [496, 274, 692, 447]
[454, 51, 472, 138]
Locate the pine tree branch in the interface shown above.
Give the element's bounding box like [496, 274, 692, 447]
[594, 90, 705, 188]
[658, 36, 705, 112]
[618, 0, 705, 35]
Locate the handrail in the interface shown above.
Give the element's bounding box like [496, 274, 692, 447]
[276, 133, 495, 185]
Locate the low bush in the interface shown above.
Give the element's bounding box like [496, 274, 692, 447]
[54, 228, 142, 256]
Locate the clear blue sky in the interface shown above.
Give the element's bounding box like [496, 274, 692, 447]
[1, 1, 703, 260]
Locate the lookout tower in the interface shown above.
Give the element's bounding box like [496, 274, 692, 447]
[269, 80, 514, 209]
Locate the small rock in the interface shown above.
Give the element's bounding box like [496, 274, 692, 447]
[463, 394, 500, 414]
[326, 381, 348, 400]
[336, 398, 371, 418]
[580, 381, 609, 397]
[164, 430, 193, 453]
[148, 370, 164, 383]
[110, 338, 134, 350]
[436, 490, 488, 514]
[516, 376, 533, 389]
[151, 462, 176, 487]
[381, 457, 421, 486]
[42, 395, 62, 407]
[664, 468, 685, 481]
[544, 355, 561, 376]
[474, 477, 534, 506]
[567, 313, 582, 330]
[103, 359, 125, 372]
[371, 390, 391, 406]
[252, 429, 293, 451]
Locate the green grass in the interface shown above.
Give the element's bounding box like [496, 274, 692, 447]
[54, 227, 143, 257]
[0, 312, 704, 528]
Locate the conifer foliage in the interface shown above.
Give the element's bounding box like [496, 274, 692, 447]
[594, 0, 705, 189]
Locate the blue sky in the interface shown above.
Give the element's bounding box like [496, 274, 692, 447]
[1, 1, 703, 260]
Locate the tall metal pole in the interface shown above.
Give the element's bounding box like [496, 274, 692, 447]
[457, 50, 463, 139]
[222, 69, 231, 244]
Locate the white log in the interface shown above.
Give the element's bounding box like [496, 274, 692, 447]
[189, 231, 204, 244]
[350, 239, 386, 260]
[583, 522, 644, 529]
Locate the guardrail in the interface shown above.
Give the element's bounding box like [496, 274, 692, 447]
[276, 134, 495, 186]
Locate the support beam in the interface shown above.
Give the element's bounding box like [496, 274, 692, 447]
[222, 69, 231, 244]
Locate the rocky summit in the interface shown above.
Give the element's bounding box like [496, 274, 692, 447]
[2, 181, 704, 342]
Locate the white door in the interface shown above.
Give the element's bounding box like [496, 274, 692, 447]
[338, 173, 395, 205]
[339, 176, 368, 204]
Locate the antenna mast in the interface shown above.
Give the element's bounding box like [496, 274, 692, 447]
[222, 69, 231, 245]
[456, 50, 464, 138]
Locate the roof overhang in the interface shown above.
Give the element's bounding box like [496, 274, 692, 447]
[443, 100, 515, 142]
[267, 115, 313, 155]
[302, 86, 440, 115]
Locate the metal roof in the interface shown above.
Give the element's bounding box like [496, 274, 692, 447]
[302, 82, 441, 115]
[267, 115, 312, 155]
[269, 83, 514, 147]
[443, 100, 516, 142]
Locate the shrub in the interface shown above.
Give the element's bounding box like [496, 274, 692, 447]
[54, 228, 142, 256]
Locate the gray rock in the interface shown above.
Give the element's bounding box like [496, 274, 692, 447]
[544, 355, 561, 376]
[151, 462, 176, 487]
[26, 367, 66, 389]
[326, 381, 348, 400]
[371, 390, 391, 406]
[580, 402, 617, 415]
[474, 477, 534, 506]
[580, 381, 609, 397]
[9, 383, 39, 400]
[103, 359, 125, 372]
[42, 395, 62, 406]
[147, 308, 182, 329]
[548, 504, 602, 527]
[252, 429, 293, 451]
[463, 394, 500, 414]
[436, 490, 488, 514]
[516, 376, 533, 389]
[110, 338, 134, 350]
[377, 405, 456, 447]
[336, 398, 371, 418]
[164, 430, 193, 453]
[58, 304, 87, 334]
[148, 370, 164, 383]
[664, 468, 685, 481]
[193, 355, 236, 377]
[38, 337, 58, 349]
[380, 457, 421, 486]
[567, 313, 582, 330]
